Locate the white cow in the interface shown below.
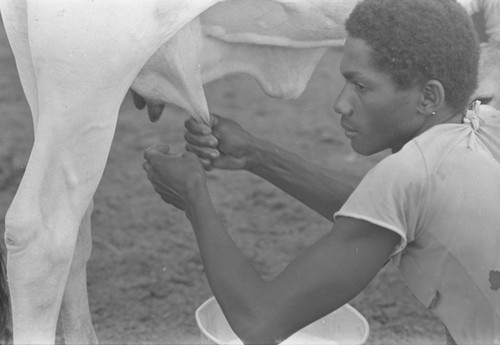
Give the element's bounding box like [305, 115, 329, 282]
[0, 0, 499, 344]
[0, 1, 354, 344]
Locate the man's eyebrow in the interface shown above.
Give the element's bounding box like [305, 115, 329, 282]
[341, 70, 363, 80]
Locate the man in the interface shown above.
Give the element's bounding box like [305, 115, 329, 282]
[143, 0, 500, 343]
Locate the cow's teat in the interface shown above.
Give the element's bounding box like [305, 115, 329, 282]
[147, 103, 165, 123]
[131, 90, 146, 110]
[130, 89, 165, 122]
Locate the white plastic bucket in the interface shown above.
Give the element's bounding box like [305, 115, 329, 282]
[195, 297, 369, 345]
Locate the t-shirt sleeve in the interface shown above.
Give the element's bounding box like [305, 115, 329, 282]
[334, 143, 427, 257]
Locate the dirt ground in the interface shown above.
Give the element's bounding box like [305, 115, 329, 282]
[0, 18, 448, 345]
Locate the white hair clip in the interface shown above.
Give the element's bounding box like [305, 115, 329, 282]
[463, 99, 481, 131]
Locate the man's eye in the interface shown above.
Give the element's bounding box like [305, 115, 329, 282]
[355, 82, 366, 91]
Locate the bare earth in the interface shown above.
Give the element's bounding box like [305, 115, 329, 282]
[0, 19, 447, 345]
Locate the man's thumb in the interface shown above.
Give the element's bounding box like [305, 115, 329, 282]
[144, 144, 170, 163]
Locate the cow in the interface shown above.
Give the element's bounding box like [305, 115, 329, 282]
[0, 0, 498, 344]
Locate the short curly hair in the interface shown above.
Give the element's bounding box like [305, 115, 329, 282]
[345, 0, 480, 112]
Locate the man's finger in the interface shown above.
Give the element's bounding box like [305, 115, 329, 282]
[185, 143, 220, 160]
[185, 118, 212, 135]
[151, 143, 171, 154]
[143, 147, 163, 164]
[142, 161, 152, 172]
[202, 161, 213, 171]
[184, 131, 218, 148]
[143, 144, 171, 161]
[209, 113, 221, 128]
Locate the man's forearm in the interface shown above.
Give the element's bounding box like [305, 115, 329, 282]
[246, 138, 359, 220]
[184, 181, 274, 341]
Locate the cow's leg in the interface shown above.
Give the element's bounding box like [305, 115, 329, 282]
[1, 2, 100, 343]
[1, 0, 42, 340]
[59, 201, 98, 344]
[4, 3, 195, 344]
[4, 81, 125, 343]
[5, 40, 141, 345]
[1, 2, 101, 342]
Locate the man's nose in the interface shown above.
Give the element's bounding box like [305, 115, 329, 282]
[333, 84, 353, 117]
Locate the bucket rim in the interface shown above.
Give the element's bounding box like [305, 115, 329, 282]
[195, 297, 224, 344]
[339, 303, 370, 344]
[195, 296, 370, 345]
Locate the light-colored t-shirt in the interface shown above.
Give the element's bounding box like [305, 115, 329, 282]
[334, 105, 500, 344]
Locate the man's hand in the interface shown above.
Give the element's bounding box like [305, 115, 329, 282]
[143, 144, 206, 211]
[184, 114, 257, 171]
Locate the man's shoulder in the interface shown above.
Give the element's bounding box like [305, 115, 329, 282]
[408, 106, 500, 171]
[365, 144, 427, 188]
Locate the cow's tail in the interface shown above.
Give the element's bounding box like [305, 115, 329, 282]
[0, 249, 10, 342]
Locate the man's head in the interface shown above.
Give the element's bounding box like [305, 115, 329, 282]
[334, 0, 482, 156]
[345, 0, 480, 113]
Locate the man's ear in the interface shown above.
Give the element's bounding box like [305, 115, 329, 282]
[418, 80, 445, 116]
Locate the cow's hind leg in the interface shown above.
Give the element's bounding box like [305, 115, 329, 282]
[0, 0, 41, 340]
[5, 33, 135, 345]
[0, 1, 100, 342]
[4, 81, 125, 343]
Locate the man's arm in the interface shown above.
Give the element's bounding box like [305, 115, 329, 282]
[246, 137, 359, 219]
[185, 115, 360, 220]
[185, 176, 399, 345]
[143, 146, 400, 345]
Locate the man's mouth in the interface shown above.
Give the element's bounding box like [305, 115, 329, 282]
[340, 121, 358, 139]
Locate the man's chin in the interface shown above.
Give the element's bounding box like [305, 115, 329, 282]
[350, 141, 381, 157]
